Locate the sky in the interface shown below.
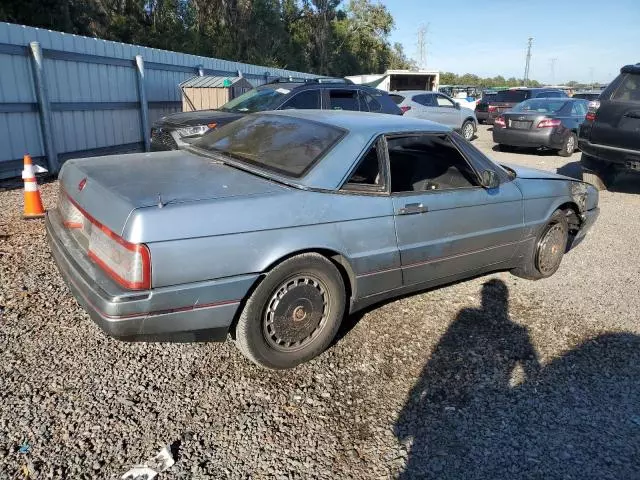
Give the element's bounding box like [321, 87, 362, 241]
[382, 0, 640, 84]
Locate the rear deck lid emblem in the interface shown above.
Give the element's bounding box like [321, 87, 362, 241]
[78, 178, 87, 191]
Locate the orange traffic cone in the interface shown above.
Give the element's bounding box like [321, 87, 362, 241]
[22, 154, 46, 219]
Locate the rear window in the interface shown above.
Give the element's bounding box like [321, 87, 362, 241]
[193, 114, 344, 178]
[390, 94, 405, 105]
[512, 99, 568, 114]
[611, 73, 640, 103]
[494, 90, 531, 103]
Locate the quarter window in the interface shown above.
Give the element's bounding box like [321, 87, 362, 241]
[387, 135, 479, 193]
[612, 73, 640, 102]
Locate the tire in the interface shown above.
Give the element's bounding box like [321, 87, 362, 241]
[234, 253, 346, 369]
[461, 120, 475, 141]
[558, 132, 577, 157]
[512, 209, 569, 280]
[498, 143, 514, 152]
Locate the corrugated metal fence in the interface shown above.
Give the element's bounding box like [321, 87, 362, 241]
[0, 22, 317, 179]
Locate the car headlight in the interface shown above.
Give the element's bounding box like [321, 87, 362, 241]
[175, 123, 216, 138]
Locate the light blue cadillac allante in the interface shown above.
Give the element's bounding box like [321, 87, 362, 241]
[46, 110, 599, 369]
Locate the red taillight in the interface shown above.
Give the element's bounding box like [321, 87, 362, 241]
[537, 119, 562, 128]
[61, 191, 151, 290]
[494, 116, 506, 128]
[400, 105, 411, 114]
[488, 105, 497, 112]
[585, 100, 600, 122]
[585, 112, 597, 121]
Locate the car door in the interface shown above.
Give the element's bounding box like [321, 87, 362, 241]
[410, 94, 440, 121]
[385, 133, 524, 286]
[589, 72, 640, 150]
[434, 94, 461, 128]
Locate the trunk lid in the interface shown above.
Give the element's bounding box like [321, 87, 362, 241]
[502, 112, 549, 130]
[59, 150, 285, 236]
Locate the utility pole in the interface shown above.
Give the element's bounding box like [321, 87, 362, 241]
[589, 67, 595, 89]
[550, 57, 557, 85]
[523, 37, 533, 86]
[416, 24, 429, 69]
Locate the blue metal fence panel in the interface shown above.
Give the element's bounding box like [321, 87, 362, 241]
[0, 22, 317, 179]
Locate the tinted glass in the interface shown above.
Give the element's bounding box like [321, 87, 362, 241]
[390, 94, 405, 105]
[512, 99, 568, 113]
[494, 90, 530, 102]
[612, 73, 640, 102]
[329, 90, 361, 111]
[571, 100, 588, 116]
[436, 95, 455, 107]
[281, 90, 320, 109]
[387, 135, 478, 192]
[414, 94, 435, 107]
[360, 92, 382, 112]
[219, 87, 284, 113]
[194, 115, 344, 177]
[572, 92, 600, 100]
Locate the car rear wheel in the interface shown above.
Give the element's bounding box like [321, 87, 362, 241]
[234, 253, 346, 369]
[512, 209, 569, 280]
[581, 153, 613, 191]
[558, 132, 577, 157]
[461, 120, 475, 141]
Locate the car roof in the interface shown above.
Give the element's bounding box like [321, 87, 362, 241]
[259, 82, 381, 93]
[621, 63, 640, 74]
[390, 90, 436, 96]
[260, 109, 450, 134]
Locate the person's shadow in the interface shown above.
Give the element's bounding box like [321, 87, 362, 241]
[395, 279, 640, 479]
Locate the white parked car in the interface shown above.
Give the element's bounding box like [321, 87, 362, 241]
[390, 90, 478, 141]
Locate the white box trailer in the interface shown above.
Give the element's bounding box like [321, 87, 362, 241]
[346, 69, 440, 92]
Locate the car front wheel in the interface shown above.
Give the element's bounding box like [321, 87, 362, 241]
[234, 253, 346, 369]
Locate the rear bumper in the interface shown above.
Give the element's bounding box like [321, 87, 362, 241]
[493, 127, 564, 149]
[578, 139, 640, 173]
[46, 209, 258, 342]
[476, 111, 489, 121]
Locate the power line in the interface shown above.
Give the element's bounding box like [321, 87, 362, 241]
[523, 37, 533, 86]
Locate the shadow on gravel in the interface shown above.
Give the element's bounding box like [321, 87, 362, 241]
[556, 161, 582, 180]
[395, 279, 640, 479]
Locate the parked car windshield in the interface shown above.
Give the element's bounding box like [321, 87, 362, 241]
[494, 90, 530, 102]
[512, 99, 568, 113]
[193, 114, 345, 177]
[218, 87, 284, 113]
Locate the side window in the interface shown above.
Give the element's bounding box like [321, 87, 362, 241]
[612, 73, 640, 102]
[328, 89, 361, 111]
[343, 141, 384, 191]
[281, 90, 321, 110]
[387, 135, 479, 193]
[414, 94, 435, 107]
[360, 91, 382, 112]
[571, 101, 588, 116]
[435, 95, 455, 108]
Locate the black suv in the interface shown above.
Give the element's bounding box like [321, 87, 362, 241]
[578, 64, 640, 190]
[485, 88, 568, 124]
[150, 78, 401, 150]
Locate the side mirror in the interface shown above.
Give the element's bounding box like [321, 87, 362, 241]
[480, 170, 500, 189]
[454, 102, 461, 110]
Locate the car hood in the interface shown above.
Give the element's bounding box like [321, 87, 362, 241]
[502, 163, 576, 182]
[59, 150, 285, 236]
[154, 109, 245, 127]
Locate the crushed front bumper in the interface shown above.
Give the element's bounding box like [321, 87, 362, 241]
[46, 208, 257, 342]
[569, 207, 600, 250]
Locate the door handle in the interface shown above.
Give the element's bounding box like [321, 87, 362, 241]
[624, 111, 640, 119]
[398, 203, 428, 215]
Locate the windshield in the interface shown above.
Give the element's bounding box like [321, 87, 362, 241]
[193, 114, 345, 177]
[494, 90, 531, 103]
[219, 87, 285, 113]
[513, 99, 568, 113]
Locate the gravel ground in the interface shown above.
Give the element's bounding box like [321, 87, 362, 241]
[1, 126, 639, 478]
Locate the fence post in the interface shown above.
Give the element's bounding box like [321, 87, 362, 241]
[197, 65, 204, 76]
[135, 55, 150, 152]
[29, 42, 59, 173]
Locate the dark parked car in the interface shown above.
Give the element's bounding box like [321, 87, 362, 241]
[578, 63, 640, 190]
[572, 91, 601, 101]
[493, 98, 589, 156]
[150, 79, 401, 150]
[475, 90, 498, 123]
[48, 110, 599, 369]
[485, 88, 568, 124]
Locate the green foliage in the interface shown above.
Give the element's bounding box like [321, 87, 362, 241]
[0, 0, 413, 76]
[440, 71, 541, 88]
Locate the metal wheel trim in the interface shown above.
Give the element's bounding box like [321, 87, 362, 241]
[566, 135, 575, 153]
[463, 123, 474, 140]
[262, 274, 331, 353]
[535, 222, 566, 275]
